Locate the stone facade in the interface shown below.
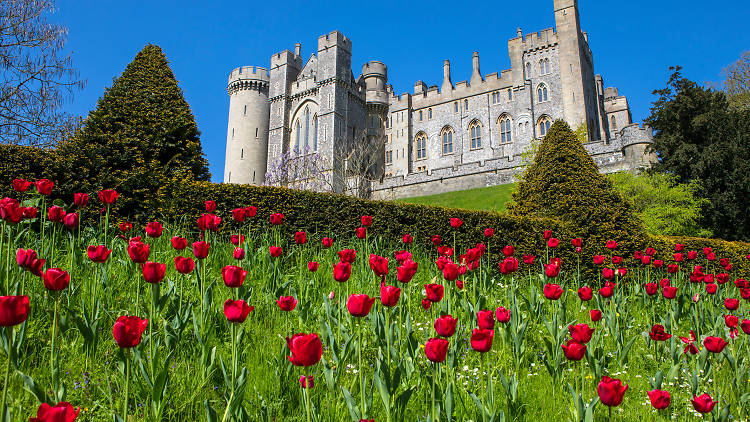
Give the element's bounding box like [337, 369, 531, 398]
[223, 0, 656, 199]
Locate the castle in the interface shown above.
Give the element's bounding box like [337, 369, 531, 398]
[223, 0, 656, 199]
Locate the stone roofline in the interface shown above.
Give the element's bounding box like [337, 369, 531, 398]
[228, 66, 269, 84]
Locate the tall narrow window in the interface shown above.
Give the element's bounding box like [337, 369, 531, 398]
[454, 102, 458, 113]
[499, 115, 512, 143]
[231, 128, 234, 138]
[538, 116, 552, 137]
[539, 60, 544, 75]
[304, 107, 310, 150]
[428, 108, 432, 119]
[253, 171, 255, 183]
[537, 84, 548, 102]
[526, 62, 531, 78]
[255, 127, 259, 138]
[508, 89, 512, 100]
[415, 133, 427, 160]
[295, 120, 301, 152]
[464, 99, 469, 110]
[385, 150, 392, 164]
[610, 115, 617, 131]
[441, 127, 454, 154]
[313, 114, 318, 151]
[469, 120, 482, 149]
[243, 105, 247, 115]
[419, 110, 423, 121]
[240, 149, 244, 159]
[544, 58, 550, 74]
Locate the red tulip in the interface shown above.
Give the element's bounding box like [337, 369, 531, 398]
[477, 310, 495, 330]
[592, 255, 605, 266]
[321, 237, 333, 248]
[299, 375, 313, 389]
[231, 235, 245, 246]
[369, 254, 389, 278]
[740, 319, 750, 335]
[499, 257, 519, 275]
[112, 315, 148, 348]
[605, 240, 618, 250]
[224, 299, 253, 323]
[127, 241, 150, 264]
[361, 215, 372, 227]
[145, 221, 163, 238]
[192, 241, 211, 259]
[424, 338, 449, 363]
[269, 246, 283, 258]
[205, 200, 216, 212]
[98, 189, 119, 204]
[16, 248, 37, 269]
[662, 285, 677, 299]
[338, 249, 356, 263]
[380, 283, 401, 307]
[703, 336, 727, 353]
[0, 295, 30, 326]
[294, 231, 307, 245]
[73, 192, 89, 208]
[470, 328, 494, 353]
[244, 206, 257, 218]
[645, 282, 658, 296]
[691, 394, 717, 414]
[434, 315, 457, 337]
[28, 401, 80, 422]
[425, 284, 444, 302]
[649, 324, 672, 341]
[571, 238, 583, 248]
[197, 213, 221, 231]
[597, 376, 628, 407]
[725, 315, 738, 329]
[706, 283, 717, 295]
[484, 228, 494, 237]
[578, 286, 593, 301]
[142, 262, 166, 284]
[547, 238, 559, 248]
[402, 234, 413, 244]
[431, 235, 441, 246]
[277, 296, 298, 311]
[355, 227, 367, 239]
[522, 255, 535, 265]
[647, 389, 671, 410]
[333, 261, 351, 282]
[543, 230, 552, 240]
[561, 339, 586, 361]
[543, 283, 562, 300]
[449, 218, 463, 229]
[221, 265, 247, 288]
[47, 206, 66, 223]
[599, 283, 614, 298]
[725, 298, 739, 310]
[35, 179, 54, 195]
[233, 247, 245, 260]
[42, 268, 70, 291]
[118, 221, 132, 232]
[590, 309, 602, 321]
[171, 236, 187, 250]
[307, 261, 319, 272]
[495, 306, 510, 323]
[569, 323, 594, 343]
[442, 262, 459, 281]
[653, 259, 663, 268]
[62, 213, 79, 230]
[286, 333, 323, 367]
[231, 208, 246, 222]
[22, 206, 37, 220]
[501, 245, 515, 257]
[687, 250, 698, 260]
[86, 245, 111, 263]
[347, 294, 376, 317]
[421, 298, 431, 310]
[174, 256, 195, 274]
[674, 243, 684, 252]
[544, 264, 560, 278]
[12, 179, 32, 192]
[456, 280, 464, 290]
[269, 213, 284, 225]
[397, 259, 418, 283]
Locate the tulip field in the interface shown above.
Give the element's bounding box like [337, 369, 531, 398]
[2, 180, 750, 421]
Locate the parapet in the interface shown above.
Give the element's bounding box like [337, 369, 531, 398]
[228, 66, 269, 84]
[604, 87, 619, 99]
[508, 27, 558, 52]
[317, 31, 352, 53]
[619, 123, 653, 146]
[271, 50, 297, 68]
[362, 61, 387, 78]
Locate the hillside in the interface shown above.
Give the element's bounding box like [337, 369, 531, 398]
[393, 183, 515, 212]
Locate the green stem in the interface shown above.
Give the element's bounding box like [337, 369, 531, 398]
[432, 363, 437, 422]
[304, 381, 311, 422]
[50, 296, 59, 401]
[123, 350, 130, 422]
[1, 327, 12, 422]
[358, 320, 365, 418]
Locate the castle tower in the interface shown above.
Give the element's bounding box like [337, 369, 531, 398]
[362, 61, 389, 185]
[223, 66, 270, 184]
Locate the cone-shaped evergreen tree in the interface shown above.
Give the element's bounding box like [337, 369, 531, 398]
[508, 120, 646, 253]
[56, 44, 209, 219]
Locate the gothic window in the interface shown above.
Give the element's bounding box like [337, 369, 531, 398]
[526, 62, 531, 78]
[454, 101, 458, 113]
[313, 114, 318, 151]
[441, 126, 454, 155]
[304, 107, 310, 150]
[508, 89, 513, 100]
[415, 132, 427, 160]
[539, 60, 544, 75]
[385, 150, 392, 165]
[428, 108, 432, 119]
[537, 83, 548, 102]
[419, 110, 423, 121]
[464, 99, 469, 110]
[610, 115, 617, 131]
[538, 115, 552, 137]
[544, 58, 550, 74]
[295, 119, 301, 152]
[499, 115, 512, 143]
[469, 120, 482, 150]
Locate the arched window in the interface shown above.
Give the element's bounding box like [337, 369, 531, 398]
[538, 115, 552, 137]
[464, 99, 469, 110]
[304, 107, 310, 150]
[525, 62, 531, 78]
[313, 114, 318, 151]
[415, 133, 427, 160]
[469, 120, 482, 149]
[539, 59, 544, 75]
[294, 120, 301, 152]
[428, 108, 432, 119]
[419, 110, 423, 121]
[508, 89, 512, 100]
[441, 126, 454, 154]
[610, 115, 617, 131]
[537, 84, 548, 102]
[544, 58, 550, 74]
[499, 115, 512, 143]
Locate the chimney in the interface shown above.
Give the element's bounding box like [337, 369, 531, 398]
[294, 43, 301, 58]
[441, 60, 453, 92]
[470, 52, 483, 85]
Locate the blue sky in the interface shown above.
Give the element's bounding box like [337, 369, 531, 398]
[55, 0, 749, 182]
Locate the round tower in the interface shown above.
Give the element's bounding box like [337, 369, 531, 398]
[224, 66, 270, 185]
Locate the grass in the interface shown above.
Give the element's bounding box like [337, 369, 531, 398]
[394, 184, 516, 212]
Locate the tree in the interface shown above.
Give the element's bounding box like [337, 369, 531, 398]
[646, 66, 750, 241]
[721, 50, 750, 110]
[55, 44, 210, 220]
[0, 0, 84, 147]
[608, 171, 711, 237]
[507, 120, 646, 253]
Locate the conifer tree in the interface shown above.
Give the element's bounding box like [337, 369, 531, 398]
[507, 120, 646, 253]
[56, 44, 210, 219]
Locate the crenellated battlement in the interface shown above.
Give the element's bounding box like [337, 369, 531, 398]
[228, 66, 269, 83]
[508, 27, 558, 53]
[317, 30, 351, 53]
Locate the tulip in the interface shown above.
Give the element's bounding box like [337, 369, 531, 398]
[42, 268, 70, 291]
[233, 247, 245, 260]
[425, 284, 444, 302]
[569, 323, 594, 343]
[599, 282, 614, 298]
[355, 227, 366, 239]
[522, 255, 535, 265]
[118, 221, 132, 232]
[269, 213, 284, 225]
[592, 255, 606, 266]
[87, 245, 111, 263]
[449, 218, 463, 229]
[561, 339, 586, 361]
[647, 389, 671, 410]
[543, 283, 562, 300]
[424, 338, 449, 363]
[484, 228, 494, 237]
[221, 299, 253, 323]
[47, 206, 66, 223]
[321, 237, 333, 248]
[703, 336, 727, 353]
[231, 208, 246, 222]
[421, 298, 431, 310]
[98, 189, 119, 204]
[244, 206, 257, 218]
[205, 200, 216, 212]
[605, 240, 618, 250]
[543, 230, 552, 239]
[400, 233, 413, 244]
[230, 234, 245, 246]
[431, 235, 441, 246]
[687, 250, 697, 260]
[338, 249, 356, 263]
[127, 241, 150, 264]
[571, 238, 582, 248]
[544, 263, 560, 278]
[442, 262, 459, 281]
[266, 246, 282, 258]
[456, 280, 464, 290]
[380, 283, 401, 307]
[22, 207, 36, 220]
[547, 238, 559, 248]
[590, 309, 602, 322]
[662, 285, 677, 299]
[347, 294, 376, 317]
[499, 256, 519, 274]
[192, 241, 210, 259]
[197, 213, 221, 231]
[434, 315, 457, 337]
[725, 315, 738, 329]
[740, 319, 750, 335]
[333, 261, 352, 282]
[360, 215, 373, 227]
[16, 249, 37, 269]
[286, 333, 323, 366]
[0, 295, 30, 326]
[112, 316, 148, 348]
[706, 283, 717, 294]
[142, 262, 166, 284]
[674, 243, 684, 252]
[294, 231, 307, 245]
[145, 221, 163, 238]
[477, 310, 495, 330]
[725, 298, 739, 310]
[299, 375, 313, 389]
[171, 236, 188, 250]
[397, 259, 418, 283]
[35, 179, 54, 195]
[174, 256, 195, 274]
[222, 265, 247, 288]
[369, 254, 389, 278]
[691, 394, 717, 414]
[470, 328, 494, 353]
[649, 324, 672, 341]
[307, 261, 319, 272]
[495, 306, 510, 323]
[597, 376, 628, 407]
[12, 179, 32, 192]
[29, 401, 80, 422]
[578, 286, 593, 301]
[502, 245, 515, 257]
[277, 296, 298, 311]
[62, 213, 79, 230]
[644, 282, 658, 296]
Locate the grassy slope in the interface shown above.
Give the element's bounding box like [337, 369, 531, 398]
[394, 183, 516, 212]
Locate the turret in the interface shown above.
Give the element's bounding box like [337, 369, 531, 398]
[361, 61, 388, 106]
[223, 66, 270, 185]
